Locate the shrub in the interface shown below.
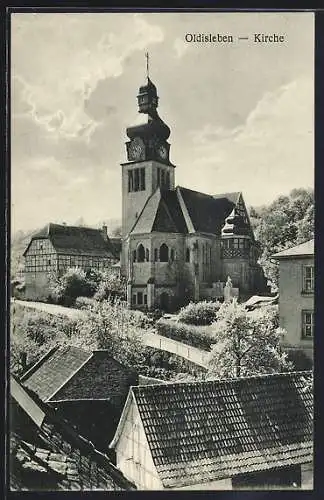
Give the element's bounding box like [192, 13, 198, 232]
[74, 296, 96, 310]
[178, 300, 221, 326]
[156, 318, 213, 351]
[93, 270, 126, 302]
[48, 267, 93, 306]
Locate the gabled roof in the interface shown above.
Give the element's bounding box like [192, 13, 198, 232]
[23, 223, 118, 258]
[21, 346, 138, 403]
[20, 346, 92, 401]
[112, 371, 313, 489]
[10, 376, 136, 491]
[131, 188, 188, 235]
[272, 239, 314, 259]
[213, 191, 241, 204]
[130, 187, 250, 237]
[177, 187, 235, 234]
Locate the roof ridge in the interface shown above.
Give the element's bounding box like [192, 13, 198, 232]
[132, 370, 313, 391]
[177, 185, 216, 200]
[20, 345, 60, 382]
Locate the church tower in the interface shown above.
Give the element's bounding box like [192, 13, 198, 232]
[121, 54, 176, 245]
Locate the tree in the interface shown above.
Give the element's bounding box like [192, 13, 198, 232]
[72, 299, 149, 369]
[48, 267, 94, 306]
[207, 300, 293, 379]
[252, 188, 314, 287]
[93, 269, 126, 302]
[10, 303, 74, 376]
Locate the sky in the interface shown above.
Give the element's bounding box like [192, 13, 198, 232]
[11, 11, 314, 233]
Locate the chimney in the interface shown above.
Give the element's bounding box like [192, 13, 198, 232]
[101, 223, 108, 241]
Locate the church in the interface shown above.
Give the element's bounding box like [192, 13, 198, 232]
[120, 65, 268, 312]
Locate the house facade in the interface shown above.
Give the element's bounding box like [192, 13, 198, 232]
[110, 372, 313, 490]
[273, 239, 314, 361]
[121, 76, 268, 312]
[23, 223, 118, 301]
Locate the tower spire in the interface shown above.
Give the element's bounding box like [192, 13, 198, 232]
[145, 51, 149, 80]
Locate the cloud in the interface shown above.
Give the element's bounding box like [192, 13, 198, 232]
[174, 37, 189, 58]
[184, 77, 313, 204]
[11, 13, 164, 139]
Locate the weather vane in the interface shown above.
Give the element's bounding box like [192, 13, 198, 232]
[145, 51, 149, 79]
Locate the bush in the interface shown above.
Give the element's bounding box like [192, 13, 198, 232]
[178, 300, 221, 326]
[48, 267, 93, 306]
[74, 296, 96, 310]
[156, 318, 213, 351]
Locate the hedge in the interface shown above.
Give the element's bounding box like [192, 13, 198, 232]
[178, 300, 220, 326]
[156, 317, 213, 351]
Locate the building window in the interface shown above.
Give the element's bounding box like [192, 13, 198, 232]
[302, 311, 314, 338]
[159, 243, 169, 262]
[186, 248, 190, 262]
[166, 171, 170, 189]
[140, 168, 145, 190]
[144, 294, 147, 306]
[128, 168, 146, 192]
[137, 244, 145, 263]
[137, 292, 143, 305]
[303, 265, 314, 293]
[132, 294, 136, 305]
[145, 248, 150, 262]
[154, 248, 158, 262]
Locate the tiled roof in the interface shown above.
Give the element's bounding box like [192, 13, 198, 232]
[20, 346, 93, 401]
[51, 351, 138, 404]
[178, 187, 235, 234]
[21, 347, 137, 404]
[131, 371, 313, 488]
[23, 223, 117, 258]
[272, 239, 314, 259]
[10, 376, 136, 491]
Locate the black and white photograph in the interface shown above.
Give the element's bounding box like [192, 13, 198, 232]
[9, 10, 314, 491]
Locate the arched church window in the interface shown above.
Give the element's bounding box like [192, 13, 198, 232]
[186, 248, 190, 262]
[159, 243, 169, 262]
[154, 248, 158, 262]
[137, 244, 145, 263]
[145, 248, 150, 262]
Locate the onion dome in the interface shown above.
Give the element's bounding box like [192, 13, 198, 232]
[222, 208, 250, 236]
[126, 77, 170, 141]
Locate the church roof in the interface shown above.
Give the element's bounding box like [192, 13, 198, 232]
[213, 192, 241, 204]
[130, 187, 240, 236]
[23, 223, 118, 258]
[130, 188, 188, 235]
[111, 371, 313, 489]
[177, 187, 235, 234]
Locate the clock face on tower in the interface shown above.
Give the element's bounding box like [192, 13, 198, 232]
[128, 137, 145, 161]
[157, 144, 168, 160]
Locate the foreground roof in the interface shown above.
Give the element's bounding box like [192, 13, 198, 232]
[272, 239, 314, 259]
[112, 371, 313, 489]
[10, 376, 135, 491]
[21, 346, 138, 403]
[23, 223, 118, 258]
